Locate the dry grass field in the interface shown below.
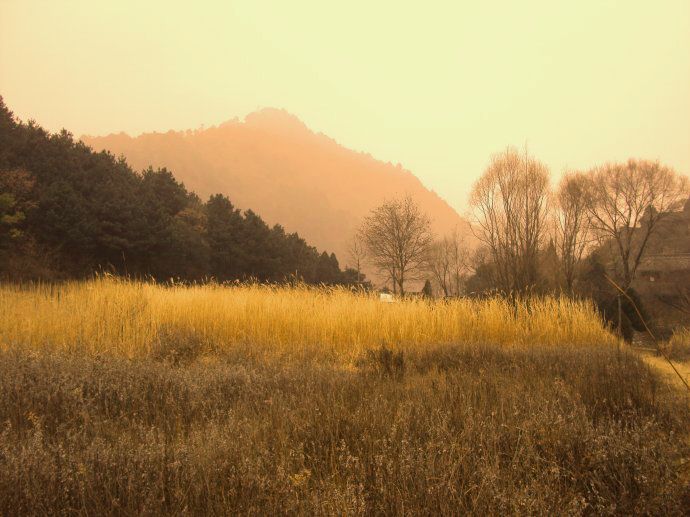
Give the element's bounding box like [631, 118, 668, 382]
[0, 277, 620, 359]
[1, 278, 689, 514]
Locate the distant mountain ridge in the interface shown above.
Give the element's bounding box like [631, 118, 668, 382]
[82, 108, 469, 272]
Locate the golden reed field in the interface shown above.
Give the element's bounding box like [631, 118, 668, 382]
[1, 278, 689, 514]
[0, 277, 618, 359]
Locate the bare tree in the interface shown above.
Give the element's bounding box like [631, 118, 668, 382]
[426, 227, 468, 297]
[346, 234, 366, 284]
[359, 196, 433, 295]
[583, 159, 689, 290]
[553, 171, 591, 293]
[469, 147, 550, 295]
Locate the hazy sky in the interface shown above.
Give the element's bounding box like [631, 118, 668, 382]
[2, 0, 689, 213]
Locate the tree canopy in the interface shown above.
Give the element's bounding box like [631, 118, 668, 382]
[0, 97, 360, 285]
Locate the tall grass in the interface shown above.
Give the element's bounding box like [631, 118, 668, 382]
[2, 279, 688, 514]
[0, 277, 617, 359]
[1, 343, 689, 514]
[662, 327, 690, 362]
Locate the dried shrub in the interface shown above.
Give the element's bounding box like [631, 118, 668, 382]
[358, 346, 405, 379]
[151, 324, 207, 365]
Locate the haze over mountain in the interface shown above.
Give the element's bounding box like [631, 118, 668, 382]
[82, 109, 469, 271]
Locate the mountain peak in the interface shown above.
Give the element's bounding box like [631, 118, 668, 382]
[242, 107, 310, 134]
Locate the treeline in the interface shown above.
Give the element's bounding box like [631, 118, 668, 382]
[351, 148, 688, 337]
[465, 147, 689, 337]
[0, 98, 359, 284]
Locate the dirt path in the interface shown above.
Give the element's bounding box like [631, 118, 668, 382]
[635, 349, 690, 488]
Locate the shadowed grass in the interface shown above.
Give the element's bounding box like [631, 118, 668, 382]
[0, 343, 688, 515]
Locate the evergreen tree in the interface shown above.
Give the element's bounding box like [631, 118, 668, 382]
[0, 96, 352, 284]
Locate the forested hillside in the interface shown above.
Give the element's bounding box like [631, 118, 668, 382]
[82, 108, 470, 267]
[0, 98, 357, 284]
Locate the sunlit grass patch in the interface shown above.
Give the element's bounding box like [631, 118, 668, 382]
[0, 277, 618, 360]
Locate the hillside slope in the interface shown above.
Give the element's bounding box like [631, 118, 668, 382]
[82, 109, 469, 271]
